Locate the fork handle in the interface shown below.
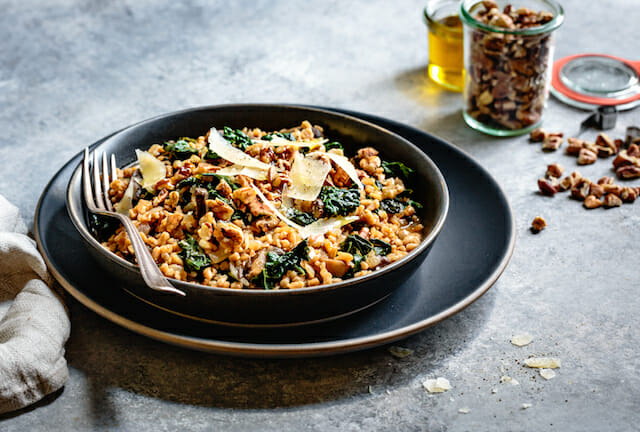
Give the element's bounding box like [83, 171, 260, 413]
[109, 212, 186, 296]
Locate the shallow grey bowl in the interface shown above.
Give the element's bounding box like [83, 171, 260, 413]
[66, 104, 449, 327]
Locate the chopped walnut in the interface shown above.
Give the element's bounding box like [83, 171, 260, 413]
[566, 137, 595, 156]
[595, 133, 617, 157]
[558, 171, 582, 191]
[529, 127, 546, 142]
[616, 165, 640, 179]
[612, 150, 637, 169]
[597, 176, 614, 185]
[602, 183, 623, 196]
[588, 183, 605, 198]
[621, 187, 640, 203]
[571, 179, 591, 201]
[545, 163, 564, 178]
[537, 178, 559, 196]
[603, 193, 623, 208]
[583, 195, 602, 209]
[530, 216, 546, 233]
[577, 148, 597, 165]
[628, 143, 640, 157]
[542, 135, 563, 151]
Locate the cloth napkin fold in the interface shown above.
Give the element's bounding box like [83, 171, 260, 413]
[0, 194, 70, 414]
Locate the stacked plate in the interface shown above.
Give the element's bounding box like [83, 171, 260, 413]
[35, 105, 515, 357]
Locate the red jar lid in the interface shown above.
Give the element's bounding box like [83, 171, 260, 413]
[551, 54, 640, 110]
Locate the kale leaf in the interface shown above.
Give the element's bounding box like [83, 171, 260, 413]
[252, 239, 309, 289]
[223, 126, 252, 151]
[344, 253, 364, 279]
[284, 208, 317, 226]
[340, 234, 372, 256]
[371, 239, 392, 256]
[406, 199, 423, 209]
[89, 214, 120, 242]
[339, 235, 392, 279]
[176, 174, 237, 209]
[176, 176, 200, 190]
[204, 149, 220, 160]
[340, 235, 391, 257]
[319, 186, 360, 217]
[178, 235, 211, 273]
[380, 198, 406, 214]
[262, 132, 295, 141]
[382, 160, 414, 180]
[325, 141, 343, 151]
[379, 197, 423, 214]
[164, 139, 198, 160]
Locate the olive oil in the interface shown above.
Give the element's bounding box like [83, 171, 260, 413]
[427, 14, 463, 91]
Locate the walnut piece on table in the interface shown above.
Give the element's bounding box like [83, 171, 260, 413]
[530, 216, 546, 233]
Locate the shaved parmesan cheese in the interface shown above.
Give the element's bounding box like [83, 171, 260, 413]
[500, 376, 519, 385]
[325, 152, 363, 189]
[524, 357, 561, 369]
[251, 185, 303, 231]
[388, 346, 414, 359]
[251, 184, 358, 238]
[423, 377, 451, 393]
[114, 177, 136, 215]
[208, 128, 272, 172]
[539, 369, 556, 380]
[511, 334, 533, 347]
[136, 149, 166, 192]
[286, 152, 331, 201]
[252, 136, 328, 148]
[298, 216, 359, 238]
[215, 164, 268, 181]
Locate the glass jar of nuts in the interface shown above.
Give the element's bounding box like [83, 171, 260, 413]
[460, 0, 564, 136]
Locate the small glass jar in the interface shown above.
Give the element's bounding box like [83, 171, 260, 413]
[424, 0, 464, 91]
[460, 0, 564, 136]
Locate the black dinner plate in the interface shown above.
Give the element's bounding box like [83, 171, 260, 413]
[34, 107, 515, 358]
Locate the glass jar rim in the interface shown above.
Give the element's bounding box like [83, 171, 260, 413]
[423, 5, 463, 34]
[459, 0, 564, 35]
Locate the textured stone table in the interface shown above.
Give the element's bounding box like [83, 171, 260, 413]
[1, 0, 639, 430]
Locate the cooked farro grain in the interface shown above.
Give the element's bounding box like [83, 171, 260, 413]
[95, 121, 424, 290]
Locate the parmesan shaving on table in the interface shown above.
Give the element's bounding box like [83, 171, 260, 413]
[422, 377, 451, 393]
[524, 357, 561, 369]
[510, 333, 533, 347]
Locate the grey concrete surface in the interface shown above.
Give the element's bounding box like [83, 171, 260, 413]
[1, 0, 639, 430]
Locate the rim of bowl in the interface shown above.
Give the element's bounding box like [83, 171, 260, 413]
[459, 0, 564, 36]
[66, 104, 449, 297]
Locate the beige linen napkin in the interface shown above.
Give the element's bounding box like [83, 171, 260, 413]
[0, 194, 70, 414]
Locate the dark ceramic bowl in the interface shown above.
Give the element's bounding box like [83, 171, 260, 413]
[66, 104, 449, 327]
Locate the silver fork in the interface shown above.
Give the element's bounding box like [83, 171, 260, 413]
[83, 148, 186, 296]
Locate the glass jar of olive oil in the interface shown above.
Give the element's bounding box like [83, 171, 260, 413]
[424, 0, 464, 92]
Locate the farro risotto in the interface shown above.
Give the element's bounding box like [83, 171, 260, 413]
[95, 121, 425, 290]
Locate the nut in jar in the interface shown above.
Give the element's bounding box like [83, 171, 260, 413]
[460, 0, 564, 136]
